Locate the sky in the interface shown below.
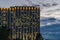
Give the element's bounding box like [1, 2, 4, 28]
[1, 0, 60, 8]
[0, 0, 40, 8]
[0, 0, 27, 8]
[40, 0, 60, 4]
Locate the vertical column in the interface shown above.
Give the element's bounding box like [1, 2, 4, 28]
[1, 8, 9, 32]
[0, 8, 2, 28]
[8, 8, 11, 40]
[20, 7, 24, 40]
[37, 7, 40, 33]
[10, 7, 16, 40]
[6, 8, 9, 29]
[32, 7, 34, 40]
[26, 7, 27, 40]
[19, 7, 22, 40]
[11, 8, 13, 40]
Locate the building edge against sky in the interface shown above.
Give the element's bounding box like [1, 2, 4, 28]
[0, 6, 40, 40]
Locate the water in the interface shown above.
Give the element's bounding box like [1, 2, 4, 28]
[40, 23, 60, 40]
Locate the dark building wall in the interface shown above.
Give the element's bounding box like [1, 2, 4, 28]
[0, 6, 40, 40]
[0, 8, 10, 40]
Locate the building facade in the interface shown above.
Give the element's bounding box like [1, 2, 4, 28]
[0, 6, 40, 40]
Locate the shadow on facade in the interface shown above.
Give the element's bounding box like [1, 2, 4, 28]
[35, 33, 43, 40]
[0, 27, 42, 40]
[0, 26, 10, 40]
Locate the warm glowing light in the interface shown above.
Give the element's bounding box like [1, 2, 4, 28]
[15, 7, 16, 10]
[37, 7, 40, 10]
[6, 8, 8, 10]
[9, 8, 11, 10]
[1, 8, 3, 10]
[12, 8, 14, 11]
[2, 14, 6, 16]
[29, 7, 30, 10]
[34, 7, 36, 11]
[23, 7, 25, 10]
[4, 8, 6, 9]
[32, 7, 33, 10]
[20, 7, 22, 10]
[26, 7, 28, 10]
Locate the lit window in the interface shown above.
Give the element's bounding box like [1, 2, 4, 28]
[12, 8, 14, 11]
[29, 7, 30, 10]
[4, 8, 6, 9]
[2, 21, 6, 24]
[1, 8, 3, 10]
[20, 7, 22, 10]
[26, 7, 28, 10]
[6, 8, 8, 10]
[32, 7, 33, 10]
[15, 20, 20, 26]
[3, 8, 7, 11]
[15, 7, 16, 10]
[9, 8, 11, 10]
[37, 7, 40, 10]
[2, 14, 6, 16]
[34, 7, 37, 11]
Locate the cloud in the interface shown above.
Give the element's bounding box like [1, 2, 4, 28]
[40, 17, 60, 27]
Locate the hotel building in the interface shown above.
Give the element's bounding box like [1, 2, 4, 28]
[0, 6, 40, 40]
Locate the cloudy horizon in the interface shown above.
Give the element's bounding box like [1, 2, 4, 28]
[0, 0, 40, 8]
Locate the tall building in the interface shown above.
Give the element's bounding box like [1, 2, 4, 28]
[0, 6, 40, 40]
[0, 8, 9, 29]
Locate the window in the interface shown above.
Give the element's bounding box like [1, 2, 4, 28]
[12, 8, 14, 11]
[2, 21, 7, 24]
[2, 17, 6, 20]
[2, 13, 6, 16]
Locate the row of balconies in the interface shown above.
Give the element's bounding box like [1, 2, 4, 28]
[9, 31, 38, 40]
[2, 12, 8, 26]
[10, 10, 39, 16]
[0, 7, 39, 13]
[10, 20, 39, 27]
[11, 25, 38, 33]
[10, 11, 39, 21]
